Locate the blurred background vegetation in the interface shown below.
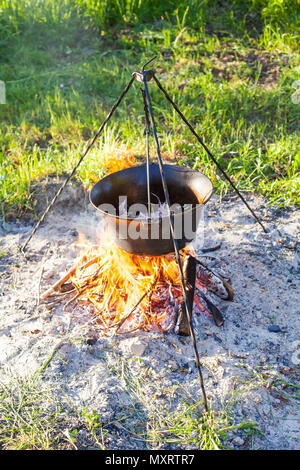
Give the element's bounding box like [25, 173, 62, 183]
[0, 0, 299, 217]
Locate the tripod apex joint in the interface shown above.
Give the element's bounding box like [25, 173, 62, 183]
[132, 69, 155, 83]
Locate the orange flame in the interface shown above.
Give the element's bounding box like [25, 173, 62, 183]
[87, 148, 137, 192]
[70, 231, 189, 332]
[106, 150, 136, 174]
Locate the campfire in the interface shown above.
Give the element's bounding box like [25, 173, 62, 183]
[42, 229, 234, 336]
[41, 150, 234, 336]
[38, 149, 235, 414]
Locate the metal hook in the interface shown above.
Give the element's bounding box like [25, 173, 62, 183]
[142, 55, 157, 72]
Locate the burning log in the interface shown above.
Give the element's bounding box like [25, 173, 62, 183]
[174, 255, 226, 332]
[194, 256, 234, 301]
[64, 234, 187, 333]
[221, 279, 235, 301]
[197, 291, 225, 327]
[175, 255, 197, 336]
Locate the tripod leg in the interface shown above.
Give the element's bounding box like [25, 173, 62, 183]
[143, 76, 209, 412]
[21, 76, 135, 251]
[153, 74, 267, 233]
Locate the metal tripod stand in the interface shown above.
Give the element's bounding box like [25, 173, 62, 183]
[22, 56, 268, 412]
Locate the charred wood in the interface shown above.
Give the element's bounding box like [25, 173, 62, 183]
[175, 255, 197, 336]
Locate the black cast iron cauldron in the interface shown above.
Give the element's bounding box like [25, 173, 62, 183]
[90, 163, 213, 256]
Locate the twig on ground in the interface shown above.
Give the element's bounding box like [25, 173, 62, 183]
[41, 256, 99, 300]
[201, 243, 222, 253]
[32, 340, 67, 381]
[41, 265, 80, 301]
[36, 265, 45, 307]
[63, 290, 83, 311]
[115, 291, 150, 333]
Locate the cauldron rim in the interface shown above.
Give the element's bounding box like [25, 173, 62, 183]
[89, 163, 213, 223]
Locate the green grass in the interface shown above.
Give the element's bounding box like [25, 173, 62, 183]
[2, 351, 298, 450]
[0, 358, 259, 451]
[235, 362, 300, 402]
[0, 0, 299, 218]
[0, 370, 109, 450]
[104, 350, 263, 450]
[145, 402, 261, 450]
[0, 373, 62, 450]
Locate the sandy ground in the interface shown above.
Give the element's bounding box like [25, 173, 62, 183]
[0, 182, 299, 450]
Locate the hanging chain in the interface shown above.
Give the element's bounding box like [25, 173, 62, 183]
[141, 87, 152, 216]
